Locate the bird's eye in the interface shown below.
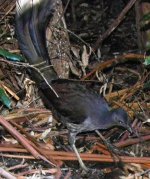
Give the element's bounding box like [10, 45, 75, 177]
[119, 121, 123, 124]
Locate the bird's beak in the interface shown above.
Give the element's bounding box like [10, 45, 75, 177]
[125, 118, 134, 134]
[120, 122, 133, 134]
[127, 125, 133, 134]
[126, 125, 139, 137]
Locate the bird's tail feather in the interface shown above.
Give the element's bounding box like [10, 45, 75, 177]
[15, 0, 58, 83]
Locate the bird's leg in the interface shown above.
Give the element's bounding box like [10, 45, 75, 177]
[95, 130, 122, 156]
[69, 131, 89, 172]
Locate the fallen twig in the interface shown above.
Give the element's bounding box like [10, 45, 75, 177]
[93, 0, 138, 51]
[0, 152, 150, 164]
[0, 146, 150, 164]
[0, 116, 57, 167]
[82, 53, 145, 80]
[0, 167, 16, 179]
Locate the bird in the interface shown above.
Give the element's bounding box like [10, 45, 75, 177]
[15, 0, 133, 171]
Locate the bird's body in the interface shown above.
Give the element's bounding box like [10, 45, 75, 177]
[40, 80, 109, 125]
[15, 0, 132, 171]
[39, 79, 130, 151]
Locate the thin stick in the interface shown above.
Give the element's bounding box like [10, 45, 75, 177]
[93, 0, 137, 51]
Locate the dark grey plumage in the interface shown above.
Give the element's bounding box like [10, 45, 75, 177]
[15, 0, 132, 171]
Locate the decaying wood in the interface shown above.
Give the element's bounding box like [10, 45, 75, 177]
[47, 0, 79, 78]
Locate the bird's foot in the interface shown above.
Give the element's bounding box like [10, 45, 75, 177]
[95, 130, 129, 157]
[106, 143, 127, 156]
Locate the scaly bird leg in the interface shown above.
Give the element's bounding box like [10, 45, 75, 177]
[68, 127, 88, 172]
[95, 130, 122, 156]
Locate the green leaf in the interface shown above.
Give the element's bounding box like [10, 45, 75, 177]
[141, 12, 150, 22]
[0, 88, 11, 109]
[143, 56, 150, 66]
[0, 48, 26, 62]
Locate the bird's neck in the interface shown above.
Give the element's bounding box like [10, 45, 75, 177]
[98, 112, 115, 130]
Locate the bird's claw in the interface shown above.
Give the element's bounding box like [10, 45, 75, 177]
[106, 143, 126, 156]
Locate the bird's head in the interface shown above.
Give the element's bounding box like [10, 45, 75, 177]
[111, 108, 133, 133]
